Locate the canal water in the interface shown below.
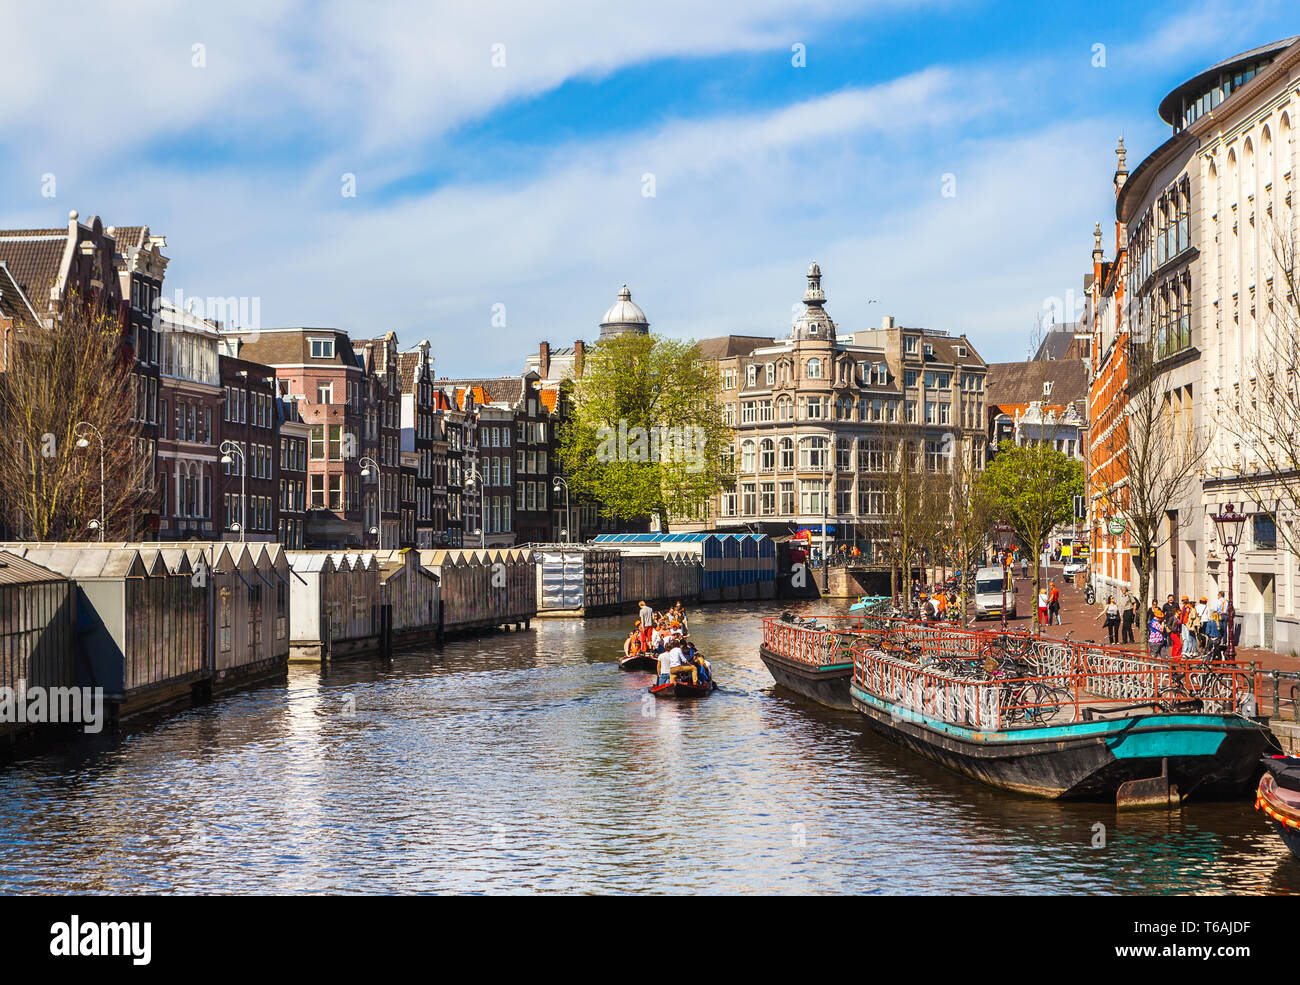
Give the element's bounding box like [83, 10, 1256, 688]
[0, 601, 1295, 895]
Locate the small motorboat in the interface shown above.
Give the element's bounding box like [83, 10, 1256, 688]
[619, 652, 659, 672]
[649, 677, 717, 699]
[1256, 756, 1300, 859]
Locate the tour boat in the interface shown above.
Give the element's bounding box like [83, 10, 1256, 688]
[649, 678, 716, 699]
[619, 652, 659, 673]
[846, 638, 1275, 804]
[1256, 757, 1300, 858]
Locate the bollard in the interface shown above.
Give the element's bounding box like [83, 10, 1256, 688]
[1273, 670, 1281, 720]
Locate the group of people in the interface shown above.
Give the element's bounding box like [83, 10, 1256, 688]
[625, 600, 712, 687]
[1096, 589, 1232, 657]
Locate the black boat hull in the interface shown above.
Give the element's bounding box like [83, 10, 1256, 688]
[619, 653, 659, 672]
[850, 684, 1274, 801]
[758, 645, 854, 711]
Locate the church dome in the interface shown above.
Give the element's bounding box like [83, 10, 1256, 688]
[599, 284, 649, 339]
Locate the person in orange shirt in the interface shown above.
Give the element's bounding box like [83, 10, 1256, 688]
[1048, 581, 1061, 626]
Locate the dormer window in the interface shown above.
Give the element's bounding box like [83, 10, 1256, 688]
[1043, 381, 1053, 397]
[746, 365, 757, 387]
[765, 363, 775, 386]
[310, 337, 335, 359]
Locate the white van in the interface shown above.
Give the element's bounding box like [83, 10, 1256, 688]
[973, 566, 1017, 620]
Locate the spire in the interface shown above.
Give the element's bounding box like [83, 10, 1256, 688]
[1115, 136, 1127, 173]
[1092, 222, 1104, 263]
[803, 262, 825, 306]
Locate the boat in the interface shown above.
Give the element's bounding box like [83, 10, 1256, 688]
[1256, 756, 1300, 858]
[649, 678, 716, 699]
[849, 595, 891, 613]
[846, 635, 1275, 803]
[758, 615, 866, 711]
[619, 651, 659, 672]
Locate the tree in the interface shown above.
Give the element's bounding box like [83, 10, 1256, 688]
[0, 290, 151, 540]
[946, 437, 996, 623]
[980, 440, 1084, 631]
[1108, 325, 1208, 612]
[557, 332, 731, 533]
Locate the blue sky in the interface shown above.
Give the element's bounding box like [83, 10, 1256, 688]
[1, 0, 1296, 374]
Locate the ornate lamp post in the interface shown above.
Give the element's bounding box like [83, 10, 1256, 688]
[219, 440, 246, 542]
[552, 475, 571, 544]
[73, 422, 105, 541]
[994, 522, 1014, 632]
[1211, 502, 1248, 659]
[360, 456, 382, 548]
[464, 465, 486, 548]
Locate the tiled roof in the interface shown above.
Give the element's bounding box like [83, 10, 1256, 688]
[696, 335, 776, 359]
[0, 230, 67, 304]
[538, 389, 558, 413]
[918, 334, 987, 367]
[0, 263, 40, 329]
[231, 328, 361, 369]
[438, 377, 526, 406]
[986, 359, 1088, 408]
[111, 226, 147, 251]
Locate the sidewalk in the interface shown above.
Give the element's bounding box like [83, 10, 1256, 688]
[968, 564, 1300, 675]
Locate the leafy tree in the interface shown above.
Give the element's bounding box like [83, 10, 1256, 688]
[980, 440, 1084, 631]
[557, 333, 731, 533]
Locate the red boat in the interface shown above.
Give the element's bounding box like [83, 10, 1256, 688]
[649, 678, 717, 699]
[1256, 756, 1300, 859]
[619, 652, 659, 672]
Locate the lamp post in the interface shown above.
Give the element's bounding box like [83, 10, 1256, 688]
[74, 421, 105, 541]
[994, 522, 1013, 632]
[1211, 502, 1248, 660]
[360, 456, 382, 548]
[552, 475, 571, 544]
[821, 456, 831, 592]
[465, 465, 486, 548]
[219, 440, 246, 542]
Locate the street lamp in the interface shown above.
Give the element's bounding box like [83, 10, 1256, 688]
[1211, 502, 1249, 659]
[74, 421, 105, 542]
[821, 455, 832, 592]
[360, 456, 382, 548]
[552, 475, 571, 544]
[994, 522, 1014, 632]
[219, 440, 246, 542]
[465, 466, 486, 548]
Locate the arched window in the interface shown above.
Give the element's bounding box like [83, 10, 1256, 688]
[806, 358, 822, 379]
[740, 440, 756, 473]
[799, 436, 827, 470]
[778, 437, 794, 471]
[776, 396, 794, 421]
[759, 439, 775, 471]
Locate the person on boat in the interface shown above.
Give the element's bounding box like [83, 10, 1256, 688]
[650, 622, 665, 652]
[673, 603, 689, 634]
[656, 639, 681, 686]
[624, 628, 642, 659]
[685, 641, 712, 685]
[638, 601, 654, 649]
[664, 637, 697, 685]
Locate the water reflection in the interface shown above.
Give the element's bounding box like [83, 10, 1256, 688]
[0, 600, 1292, 894]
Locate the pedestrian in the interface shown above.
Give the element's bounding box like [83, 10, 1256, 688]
[1194, 595, 1211, 651]
[1162, 594, 1178, 630]
[1204, 606, 1223, 658]
[1048, 580, 1062, 625]
[1178, 596, 1197, 657]
[1099, 595, 1121, 644]
[1149, 609, 1167, 659]
[1037, 587, 1049, 628]
[1121, 592, 1137, 645]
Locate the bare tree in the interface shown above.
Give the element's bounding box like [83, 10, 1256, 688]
[0, 290, 152, 540]
[946, 436, 995, 623]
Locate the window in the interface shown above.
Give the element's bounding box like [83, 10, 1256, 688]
[904, 369, 918, 387]
[779, 438, 794, 471]
[760, 482, 776, 516]
[746, 365, 757, 387]
[765, 363, 775, 386]
[806, 358, 822, 379]
[310, 338, 335, 359]
[1253, 513, 1277, 550]
[759, 439, 775, 472]
[799, 436, 827, 470]
[317, 381, 333, 404]
[740, 440, 756, 472]
[741, 483, 756, 516]
[779, 481, 795, 515]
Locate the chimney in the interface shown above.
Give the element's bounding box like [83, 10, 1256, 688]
[574, 339, 585, 378]
[418, 339, 432, 377]
[539, 341, 551, 380]
[881, 315, 895, 331]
